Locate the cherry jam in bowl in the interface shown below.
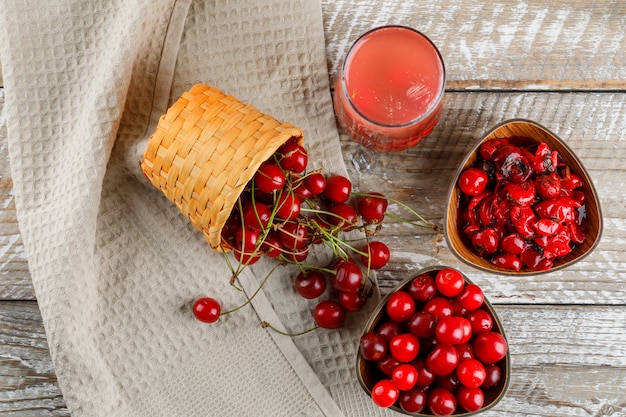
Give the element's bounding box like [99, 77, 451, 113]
[356, 266, 510, 416]
[445, 119, 602, 275]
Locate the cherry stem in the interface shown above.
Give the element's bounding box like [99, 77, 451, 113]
[220, 263, 281, 316]
[261, 321, 320, 336]
[351, 191, 438, 230]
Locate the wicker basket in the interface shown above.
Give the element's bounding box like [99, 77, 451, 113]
[141, 84, 304, 250]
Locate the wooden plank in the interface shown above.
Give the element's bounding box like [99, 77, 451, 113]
[493, 304, 626, 416]
[0, 89, 34, 301]
[0, 301, 69, 416]
[321, 0, 626, 90]
[1, 301, 625, 416]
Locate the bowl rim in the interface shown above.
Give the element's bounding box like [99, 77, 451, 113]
[355, 265, 511, 416]
[444, 118, 604, 275]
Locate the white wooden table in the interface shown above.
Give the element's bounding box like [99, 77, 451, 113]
[1, 1, 625, 415]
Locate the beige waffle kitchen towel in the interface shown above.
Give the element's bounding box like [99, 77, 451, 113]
[0, 1, 396, 416]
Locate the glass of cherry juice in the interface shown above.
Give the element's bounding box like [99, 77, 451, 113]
[333, 26, 445, 152]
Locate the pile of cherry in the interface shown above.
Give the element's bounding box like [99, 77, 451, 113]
[456, 136, 588, 271]
[192, 139, 401, 327]
[360, 268, 507, 416]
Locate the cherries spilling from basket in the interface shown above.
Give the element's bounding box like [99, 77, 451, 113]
[360, 268, 508, 416]
[456, 136, 588, 272]
[192, 139, 433, 329]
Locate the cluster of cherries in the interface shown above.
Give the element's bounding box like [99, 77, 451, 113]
[193, 139, 399, 327]
[360, 268, 507, 416]
[456, 136, 588, 271]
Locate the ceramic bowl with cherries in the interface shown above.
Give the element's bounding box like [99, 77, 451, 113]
[356, 266, 510, 416]
[445, 119, 602, 275]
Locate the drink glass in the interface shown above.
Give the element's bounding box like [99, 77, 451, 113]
[333, 26, 445, 152]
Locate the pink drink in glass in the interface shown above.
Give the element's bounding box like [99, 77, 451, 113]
[333, 26, 445, 152]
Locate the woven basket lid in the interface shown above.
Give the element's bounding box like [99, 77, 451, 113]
[141, 84, 304, 250]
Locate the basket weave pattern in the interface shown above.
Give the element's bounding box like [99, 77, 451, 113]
[141, 84, 303, 250]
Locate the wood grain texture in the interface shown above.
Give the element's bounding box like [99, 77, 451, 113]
[0, 302, 69, 416]
[0, 88, 34, 301]
[1, 302, 625, 417]
[321, 0, 626, 90]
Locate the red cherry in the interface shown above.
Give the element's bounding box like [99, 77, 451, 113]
[456, 358, 486, 389]
[376, 320, 403, 341]
[408, 311, 437, 339]
[260, 231, 283, 258]
[435, 268, 465, 298]
[358, 192, 388, 223]
[494, 145, 532, 184]
[423, 297, 454, 321]
[294, 270, 327, 299]
[254, 162, 286, 193]
[361, 241, 391, 270]
[458, 167, 489, 196]
[492, 253, 522, 271]
[359, 331, 388, 361]
[242, 201, 272, 231]
[425, 345, 459, 376]
[385, 291, 416, 322]
[339, 290, 367, 312]
[303, 172, 326, 195]
[435, 316, 466, 346]
[398, 387, 427, 414]
[277, 142, 308, 173]
[474, 331, 508, 364]
[435, 372, 460, 393]
[465, 309, 494, 334]
[412, 358, 436, 387]
[389, 333, 420, 363]
[324, 175, 352, 203]
[275, 192, 301, 220]
[428, 387, 457, 417]
[456, 284, 484, 311]
[192, 297, 221, 323]
[533, 142, 558, 174]
[561, 172, 584, 190]
[505, 182, 536, 206]
[456, 386, 485, 412]
[278, 221, 309, 251]
[479, 138, 509, 161]
[534, 197, 576, 223]
[378, 355, 402, 377]
[332, 259, 363, 293]
[536, 173, 562, 199]
[371, 379, 399, 408]
[501, 233, 527, 255]
[408, 273, 437, 302]
[235, 227, 261, 252]
[470, 227, 500, 254]
[569, 221, 586, 245]
[392, 363, 419, 391]
[455, 342, 476, 361]
[326, 202, 359, 229]
[313, 300, 346, 329]
[293, 178, 313, 199]
[482, 363, 503, 388]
